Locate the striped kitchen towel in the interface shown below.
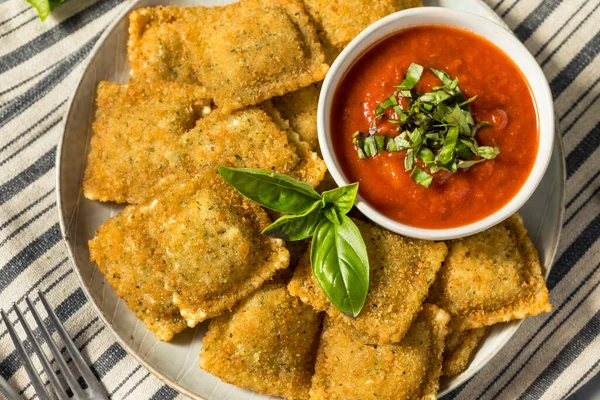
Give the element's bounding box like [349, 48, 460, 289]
[0, 0, 599, 399]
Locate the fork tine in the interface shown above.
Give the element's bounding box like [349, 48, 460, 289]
[0, 370, 21, 400]
[25, 297, 86, 398]
[37, 292, 108, 398]
[0, 309, 51, 400]
[13, 304, 70, 400]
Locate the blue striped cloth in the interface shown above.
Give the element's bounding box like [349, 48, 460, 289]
[0, 0, 598, 399]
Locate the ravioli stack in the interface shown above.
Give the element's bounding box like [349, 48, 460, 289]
[85, 0, 552, 399]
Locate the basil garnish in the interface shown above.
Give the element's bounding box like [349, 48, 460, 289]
[27, 0, 66, 21]
[218, 167, 321, 213]
[321, 183, 359, 215]
[218, 167, 370, 317]
[353, 64, 500, 187]
[261, 202, 323, 241]
[311, 215, 369, 317]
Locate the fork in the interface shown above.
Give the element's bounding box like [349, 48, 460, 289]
[0, 291, 108, 400]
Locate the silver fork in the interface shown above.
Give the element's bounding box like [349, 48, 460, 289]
[0, 291, 108, 400]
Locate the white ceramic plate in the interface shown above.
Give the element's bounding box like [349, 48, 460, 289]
[56, 1, 566, 398]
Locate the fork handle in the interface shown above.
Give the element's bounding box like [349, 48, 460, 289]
[0, 376, 21, 400]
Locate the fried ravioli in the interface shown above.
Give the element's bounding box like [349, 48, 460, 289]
[180, 106, 326, 188]
[89, 172, 290, 336]
[272, 83, 321, 152]
[128, 0, 329, 113]
[310, 305, 450, 400]
[429, 214, 552, 331]
[200, 283, 322, 400]
[302, 0, 422, 52]
[442, 327, 486, 377]
[82, 80, 211, 204]
[83, 81, 325, 204]
[88, 204, 187, 342]
[288, 219, 447, 344]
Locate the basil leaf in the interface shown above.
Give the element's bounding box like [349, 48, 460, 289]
[457, 159, 485, 169]
[419, 91, 452, 105]
[418, 147, 435, 164]
[446, 105, 471, 135]
[397, 63, 424, 90]
[28, 0, 65, 21]
[456, 141, 474, 160]
[363, 135, 379, 157]
[321, 183, 359, 215]
[459, 95, 478, 107]
[477, 146, 500, 159]
[357, 147, 367, 159]
[218, 167, 321, 213]
[471, 121, 492, 136]
[311, 216, 369, 317]
[324, 207, 343, 225]
[410, 166, 433, 187]
[437, 126, 459, 165]
[386, 135, 410, 152]
[375, 135, 386, 150]
[261, 202, 323, 240]
[408, 128, 423, 150]
[405, 148, 415, 171]
[460, 139, 478, 154]
[430, 67, 453, 86]
[375, 94, 398, 114]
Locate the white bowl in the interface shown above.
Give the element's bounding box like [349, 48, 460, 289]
[318, 7, 554, 240]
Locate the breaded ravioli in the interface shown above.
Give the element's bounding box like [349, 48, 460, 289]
[89, 172, 290, 336]
[180, 106, 326, 188]
[272, 83, 321, 152]
[429, 214, 552, 331]
[442, 327, 486, 377]
[89, 204, 187, 342]
[200, 284, 322, 400]
[310, 305, 450, 400]
[83, 81, 326, 204]
[82, 81, 211, 204]
[302, 0, 422, 52]
[128, 0, 329, 113]
[143, 175, 289, 327]
[288, 219, 447, 344]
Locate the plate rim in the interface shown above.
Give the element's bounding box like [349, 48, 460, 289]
[54, 1, 567, 398]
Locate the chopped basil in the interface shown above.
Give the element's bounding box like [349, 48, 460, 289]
[375, 94, 399, 114]
[351, 63, 498, 187]
[410, 167, 433, 187]
[477, 146, 501, 159]
[396, 63, 424, 90]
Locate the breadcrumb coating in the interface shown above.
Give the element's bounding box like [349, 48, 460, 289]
[83, 82, 325, 204]
[310, 305, 450, 400]
[82, 80, 210, 204]
[200, 284, 322, 400]
[272, 83, 321, 153]
[128, 0, 329, 113]
[429, 214, 552, 331]
[442, 327, 487, 377]
[89, 172, 289, 337]
[302, 0, 422, 52]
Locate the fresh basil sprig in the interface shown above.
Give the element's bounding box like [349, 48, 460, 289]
[27, 0, 66, 21]
[353, 62, 500, 187]
[218, 167, 369, 317]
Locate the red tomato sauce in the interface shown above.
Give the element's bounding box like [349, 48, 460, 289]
[331, 25, 539, 229]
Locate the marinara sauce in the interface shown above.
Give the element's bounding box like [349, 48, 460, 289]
[331, 25, 538, 229]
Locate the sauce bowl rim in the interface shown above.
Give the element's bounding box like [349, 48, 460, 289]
[317, 7, 555, 240]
